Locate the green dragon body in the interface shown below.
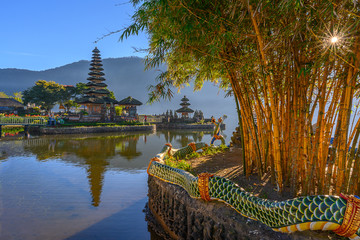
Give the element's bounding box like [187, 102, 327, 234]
[148, 142, 360, 239]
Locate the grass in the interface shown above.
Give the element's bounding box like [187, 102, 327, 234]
[164, 144, 229, 172]
[165, 158, 193, 172]
[185, 151, 200, 160]
[200, 144, 229, 156]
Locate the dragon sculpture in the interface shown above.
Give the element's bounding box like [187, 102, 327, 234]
[148, 142, 360, 239]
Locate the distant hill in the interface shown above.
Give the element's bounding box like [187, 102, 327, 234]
[0, 57, 238, 133]
[1, 57, 159, 95]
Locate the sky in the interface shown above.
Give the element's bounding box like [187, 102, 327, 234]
[1, 0, 148, 71]
[0, 0, 239, 131]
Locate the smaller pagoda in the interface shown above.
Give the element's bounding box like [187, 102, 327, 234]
[176, 95, 194, 118]
[118, 96, 143, 118]
[77, 47, 117, 116]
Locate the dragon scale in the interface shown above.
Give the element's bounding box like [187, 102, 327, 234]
[148, 142, 360, 239]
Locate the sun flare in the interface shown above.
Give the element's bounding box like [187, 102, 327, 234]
[330, 36, 339, 43]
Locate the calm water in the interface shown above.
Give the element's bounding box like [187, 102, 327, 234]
[0, 130, 215, 240]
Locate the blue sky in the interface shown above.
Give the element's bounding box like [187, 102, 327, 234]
[1, 0, 148, 70]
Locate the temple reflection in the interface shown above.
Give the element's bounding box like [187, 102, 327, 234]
[117, 136, 142, 160]
[159, 130, 209, 147]
[22, 133, 145, 207]
[15, 130, 212, 207]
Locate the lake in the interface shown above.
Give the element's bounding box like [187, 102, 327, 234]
[0, 129, 220, 240]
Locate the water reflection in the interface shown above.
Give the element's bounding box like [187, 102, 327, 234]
[23, 134, 142, 161]
[1, 130, 212, 208]
[22, 133, 149, 207]
[0, 130, 213, 240]
[159, 130, 206, 147]
[118, 135, 142, 160]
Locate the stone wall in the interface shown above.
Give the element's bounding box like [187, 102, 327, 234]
[147, 176, 344, 240]
[156, 123, 215, 130]
[37, 125, 155, 135]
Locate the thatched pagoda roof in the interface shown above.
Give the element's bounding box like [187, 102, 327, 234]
[90, 62, 103, 67]
[118, 96, 143, 106]
[88, 71, 105, 76]
[0, 98, 24, 108]
[77, 96, 117, 104]
[84, 89, 110, 95]
[87, 76, 105, 81]
[176, 106, 194, 113]
[86, 82, 107, 87]
[181, 96, 189, 102]
[180, 102, 190, 106]
[89, 67, 104, 71]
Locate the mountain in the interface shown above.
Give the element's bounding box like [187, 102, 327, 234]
[0, 57, 238, 134]
[1, 57, 156, 95]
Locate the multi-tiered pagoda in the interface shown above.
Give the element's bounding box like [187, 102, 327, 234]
[77, 47, 117, 116]
[176, 95, 194, 118]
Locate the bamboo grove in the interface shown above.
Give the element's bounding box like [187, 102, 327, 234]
[122, 0, 360, 196]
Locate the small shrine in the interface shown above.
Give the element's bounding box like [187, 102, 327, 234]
[118, 96, 142, 118]
[77, 47, 117, 118]
[176, 96, 194, 118]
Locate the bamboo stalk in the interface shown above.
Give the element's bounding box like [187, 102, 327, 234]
[248, 4, 283, 191]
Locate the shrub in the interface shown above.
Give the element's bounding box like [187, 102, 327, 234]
[165, 158, 192, 172]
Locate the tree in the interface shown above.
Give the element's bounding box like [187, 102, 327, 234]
[122, 0, 360, 195]
[12, 92, 23, 103]
[72, 83, 88, 99]
[63, 100, 79, 112]
[22, 80, 65, 114]
[0, 92, 22, 103]
[115, 106, 124, 116]
[59, 86, 76, 107]
[0, 92, 9, 98]
[106, 88, 116, 100]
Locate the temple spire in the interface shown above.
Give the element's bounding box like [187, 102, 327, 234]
[175, 95, 194, 118]
[77, 47, 117, 115]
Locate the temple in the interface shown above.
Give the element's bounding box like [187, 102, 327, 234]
[77, 47, 117, 119]
[118, 96, 142, 119]
[176, 96, 194, 118]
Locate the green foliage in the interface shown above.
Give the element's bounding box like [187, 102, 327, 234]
[115, 106, 124, 116]
[122, 0, 360, 195]
[185, 151, 200, 160]
[201, 145, 228, 156]
[0, 92, 23, 103]
[58, 86, 76, 105]
[121, 0, 239, 102]
[63, 100, 79, 112]
[74, 83, 88, 96]
[0, 92, 9, 98]
[106, 88, 116, 100]
[164, 145, 228, 171]
[80, 110, 88, 115]
[165, 158, 192, 172]
[22, 80, 65, 113]
[12, 92, 23, 103]
[58, 84, 87, 111]
[1, 126, 24, 137]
